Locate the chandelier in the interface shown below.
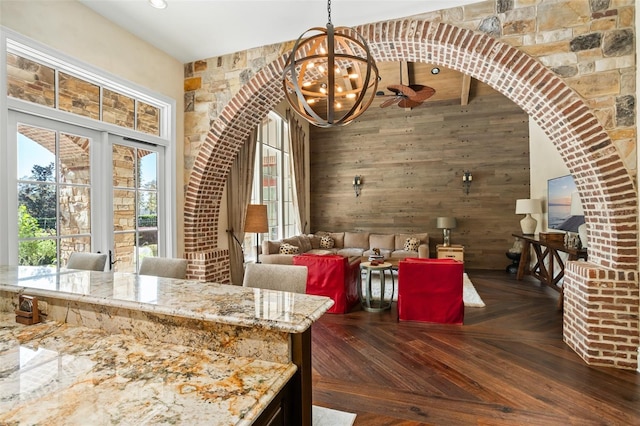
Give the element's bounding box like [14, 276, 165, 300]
[283, 0, 379, 128]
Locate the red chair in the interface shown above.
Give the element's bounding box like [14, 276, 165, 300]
[293, 254, 360, 314]
[398, 258, 464, 324]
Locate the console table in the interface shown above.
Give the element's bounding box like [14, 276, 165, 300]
[512, 233, 587, 292]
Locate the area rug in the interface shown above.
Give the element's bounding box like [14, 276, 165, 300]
[361, 272, 485, 307]
[313, 405, 357, 426]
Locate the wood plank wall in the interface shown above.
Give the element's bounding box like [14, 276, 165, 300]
[309, 93, 530, 270]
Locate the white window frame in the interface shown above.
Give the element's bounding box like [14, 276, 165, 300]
[0, 26, 177, 264]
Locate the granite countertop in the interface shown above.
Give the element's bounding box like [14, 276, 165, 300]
[0, 312, 296, 425]
[0, 266, 334, 334]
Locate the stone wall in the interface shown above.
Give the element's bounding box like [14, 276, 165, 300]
[182, 0, 638, 368]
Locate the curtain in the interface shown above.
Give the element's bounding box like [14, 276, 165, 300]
[287, 110, 308, 234]
[226, 128, 258, 285]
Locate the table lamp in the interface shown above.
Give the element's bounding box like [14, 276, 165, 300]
[436, 216, 457, 247]
[515, 199, 542, 235]
[244, 204, 268, 263]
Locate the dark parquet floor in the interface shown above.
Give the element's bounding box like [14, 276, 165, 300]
[311, 269, 640, 425]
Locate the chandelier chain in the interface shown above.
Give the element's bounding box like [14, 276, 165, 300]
[327, 0, 332, 25]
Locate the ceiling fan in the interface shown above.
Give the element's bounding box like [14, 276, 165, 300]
[378, 62, 436, 108]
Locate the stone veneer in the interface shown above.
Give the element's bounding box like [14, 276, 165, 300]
[183, 0, 638, 369]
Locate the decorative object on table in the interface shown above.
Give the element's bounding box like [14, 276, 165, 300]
[282, 0, 378, 128]
[15, 294, 41, 325]
[538, 231, 565, 243]
[515, 198, 542, 235]
[353, 175, 362, 197]
[244, 204, 268, 263]
[436, 216, 457, 247]
[462, 170, 473, 194]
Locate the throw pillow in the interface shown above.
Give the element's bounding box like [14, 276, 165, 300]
[404, 237, 420, 251]
[279, 243, 300, 255]
[320, 235, 334, 249]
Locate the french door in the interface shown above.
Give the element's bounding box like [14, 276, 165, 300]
[6, 111, 165, 271]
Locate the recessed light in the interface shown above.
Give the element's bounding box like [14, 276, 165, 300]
[431, 67, 440, 75]
[148, 0, 167, 9]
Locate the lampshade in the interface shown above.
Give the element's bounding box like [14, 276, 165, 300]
[570, 192, 584, 216]
[515, 199, 542, 214]
[282, 0, 378, 127]
[244, 204, 268, 233]
[436, 217, 457, 229]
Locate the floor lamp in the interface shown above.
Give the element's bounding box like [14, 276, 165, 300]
[245, 204, 268, 263]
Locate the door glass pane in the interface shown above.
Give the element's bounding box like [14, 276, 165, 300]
[59, 133, 91, 185]
[18, 238, 57, 267]
[18, 125, 55, 182]
[114, 232, 136, 273]
[59, 186, 91, 235]
[114, 189, 136, 231]
[59, 236, 91, 267]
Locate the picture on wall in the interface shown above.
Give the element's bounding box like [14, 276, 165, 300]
[547, 174, 583, 230]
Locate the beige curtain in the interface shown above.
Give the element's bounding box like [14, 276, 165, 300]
[226, 128, 258, 285]
[287, 110, 308, 234]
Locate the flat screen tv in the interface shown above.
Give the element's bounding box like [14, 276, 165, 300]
[547, 174, 584, 231]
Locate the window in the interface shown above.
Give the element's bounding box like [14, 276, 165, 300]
[1, 30, 175, 269]
[244, 112, 298, 261]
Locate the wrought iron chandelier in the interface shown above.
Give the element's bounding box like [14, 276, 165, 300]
[283, 0, 379, 128]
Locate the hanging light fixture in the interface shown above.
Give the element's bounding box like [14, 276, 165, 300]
[283, 0, 379, 128]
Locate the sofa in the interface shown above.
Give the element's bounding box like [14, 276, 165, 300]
[293, 254, 360, 314]
[260, 231, 429, 265]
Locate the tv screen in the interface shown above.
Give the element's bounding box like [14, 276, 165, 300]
[548, 174, 584, 231]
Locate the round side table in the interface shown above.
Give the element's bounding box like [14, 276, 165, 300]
[359, 261, 394, 312]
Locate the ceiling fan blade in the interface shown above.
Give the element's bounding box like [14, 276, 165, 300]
[397, 98, 423, 108]
[387, 84, 416, 98]
[407, 85, 436, 101]
[380, 97, 400, 108]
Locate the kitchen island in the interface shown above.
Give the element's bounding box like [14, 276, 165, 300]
[0, 265, 333, 425]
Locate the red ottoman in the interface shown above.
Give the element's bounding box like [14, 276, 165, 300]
[293, 254, 360, 314]
[398, 258, 464, 324]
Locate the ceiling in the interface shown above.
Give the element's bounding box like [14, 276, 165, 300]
[78, 0, 483, 63]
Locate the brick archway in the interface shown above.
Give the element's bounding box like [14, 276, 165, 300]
[184, 20, 638, 368]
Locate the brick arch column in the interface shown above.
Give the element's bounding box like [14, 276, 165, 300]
[184, 19, 638, 368]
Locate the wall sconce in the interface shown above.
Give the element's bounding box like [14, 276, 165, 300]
[353, 175, 363, 197]
[462, 170, 473, 194]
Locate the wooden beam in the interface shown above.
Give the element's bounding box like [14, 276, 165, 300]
[461, 74, 471, 105]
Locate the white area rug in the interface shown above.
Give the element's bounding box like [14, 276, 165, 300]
[362, 272, 485, 307]
[313, 405, 357, 426]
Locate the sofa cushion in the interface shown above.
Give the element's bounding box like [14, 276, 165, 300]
[298, 235, 312, 252]
[279, 243, 300, 254]
[337, 248, 365, 257]
[395, 233, 429, 250]
[282, 236, 300, 247]
[329, 232, 345, 248]
[320, 235, 335, 249]
[307, 249, 335, 255]
[308, 234, 322, 249]
[344, 232, 370, 249]
[263, 240, 281, 255]
[370, 234, 395, 250]
[404, 237, 420, 251]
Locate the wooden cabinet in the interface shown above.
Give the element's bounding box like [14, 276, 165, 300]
[436, 244, 464, 262]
